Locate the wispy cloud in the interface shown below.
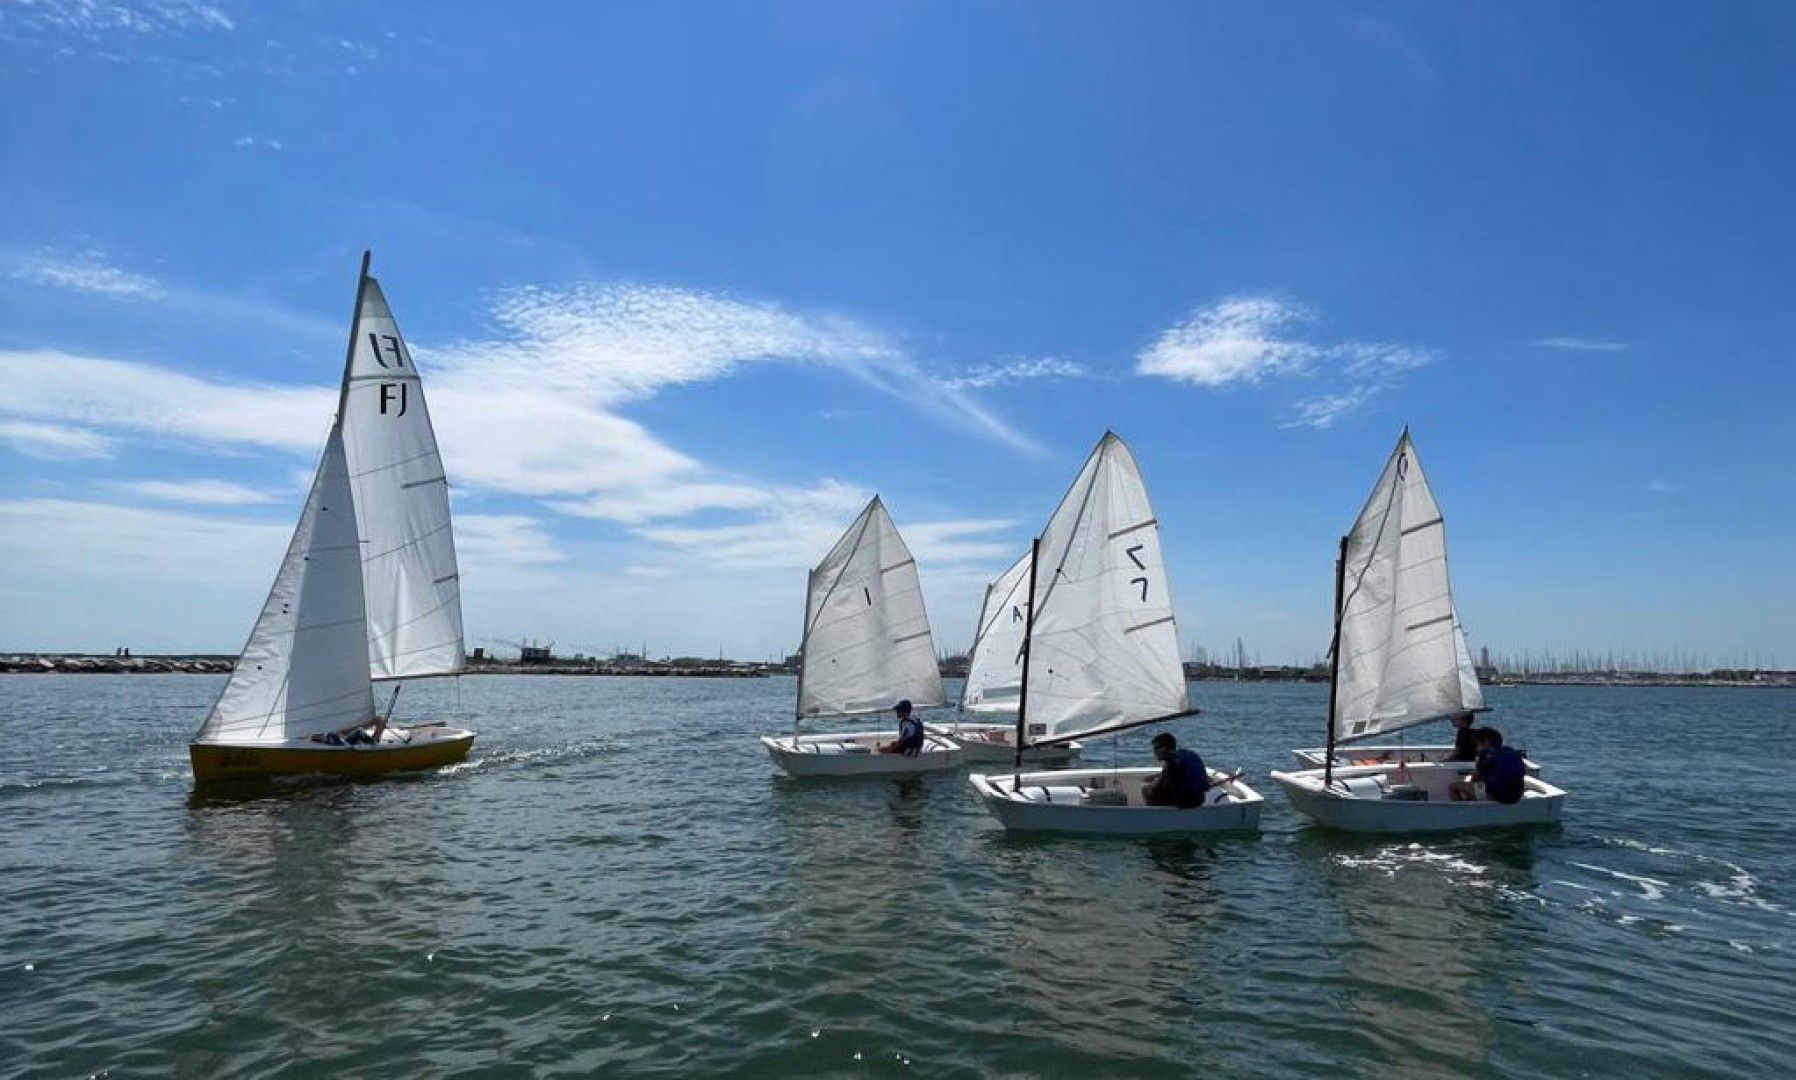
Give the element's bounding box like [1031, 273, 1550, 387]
[231, 136, 283, 151]
[8, 0, 236, 36]
[1647, 480, 1678, 496]
[4, 248, 162, 297]
[938, 356, 1088, 391]
[0, 419, 116, 460]
[1139, 295, 1435, 429]
[1531, 336, 1629, 352]
[113, 479, 278, 504]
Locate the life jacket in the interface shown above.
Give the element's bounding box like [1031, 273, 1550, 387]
[1170, 749, 1210, 805]
[1486, 746, 1526, 785]
[895, 715, 924, 754]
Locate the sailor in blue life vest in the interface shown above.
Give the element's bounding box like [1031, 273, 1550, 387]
[878, 700, 925, 756]
[1452, 726, 1528, 803]
[1141, 732, 1210, 808]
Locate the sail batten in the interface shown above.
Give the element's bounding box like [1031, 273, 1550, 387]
[340, 274, 466, 680]
[796, 498, 945, 720]
[1331, 431, 1485, 743]
[1020, 433, 1188, 744]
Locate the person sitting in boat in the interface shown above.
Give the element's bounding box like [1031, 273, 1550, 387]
[878, 700, 925, 756]
[1451, 727, 1527, 803]
[309, 715, 390, 747]
[1141, 732, 1210, 808]
[1447, 711, 1483, 761]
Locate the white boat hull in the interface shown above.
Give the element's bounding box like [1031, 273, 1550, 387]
[761, 732, 963, 777]
[944, 723, 1081, 765]
[1290, 744, 1541, 775]
[969, 766, 1262, 835]
[1269, 761, 1565, 833]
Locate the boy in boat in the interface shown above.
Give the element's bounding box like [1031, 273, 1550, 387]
[1141, 732, 1210, 808]
[1451, 727, 1527, 803]
[879, 700, 925, 756]
[1447, 711, 1482, 761]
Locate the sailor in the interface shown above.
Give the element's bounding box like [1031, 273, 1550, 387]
[1141, 732, 1210, 808]
[1446, 710, 1483, 761]
[1451, 726, 1527, 803]
[878, 700, 925, 756]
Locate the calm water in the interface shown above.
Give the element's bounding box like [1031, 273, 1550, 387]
[2, 675, 1792, 1079]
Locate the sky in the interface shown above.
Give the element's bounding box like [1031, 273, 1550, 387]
[1, 1, 1791, 668]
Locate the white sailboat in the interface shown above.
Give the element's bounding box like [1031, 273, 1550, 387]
[761, 497, 962, 777]
[969, 433, 1262, 834]
[1269, 430, 1565, 831]
[948, 549, 1081, 765]
[190, 252, 475, 783]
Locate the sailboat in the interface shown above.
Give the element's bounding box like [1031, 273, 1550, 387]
[969, 433, 1262, 834]
[760, 496, 963, 776]
[1269, 430, 1565, 831]
[948, 550, 1081, 764]
[189, 252, 475, 783]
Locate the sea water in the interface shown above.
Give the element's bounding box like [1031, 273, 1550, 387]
[2, 675, 1792, 1078]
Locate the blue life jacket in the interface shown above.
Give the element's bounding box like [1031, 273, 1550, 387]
[1485, 746, 1526, 785]
[1167, 749, 1210, 806]
[895, 715, 924, 755]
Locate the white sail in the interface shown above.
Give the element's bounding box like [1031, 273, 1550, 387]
[1024, 432, 1188, 742]
[340, 274, 466, 681]
[197, 427, 376, 744]
[1333, 430, 1482, 742]
[960, 550, 1031, 713]
[796, 497, 945, 719]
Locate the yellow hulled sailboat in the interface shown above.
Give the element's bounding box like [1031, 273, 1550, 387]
[189, 252, 474, 783]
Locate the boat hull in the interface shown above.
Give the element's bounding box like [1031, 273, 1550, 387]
[762, 733, 963, 777]
[1269, 762, 1565, 833]
[190, 725, 474, 783]
[946, 723, 1081, 765]
[969, 766, 1262, 835]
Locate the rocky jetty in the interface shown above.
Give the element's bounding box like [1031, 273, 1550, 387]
[0, 654, 236, 674]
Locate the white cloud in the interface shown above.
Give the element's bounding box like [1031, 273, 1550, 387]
[9, 1, 235, 35]
[231, 136, 283, 151]
[0, 350, 329, 452]
[1137, 297, 1315, 387]
[4, 248, 162, 297]
[0, 419, 116, 459]
[0, 498, 282, 588]
[114, 478, 278, 504]
[938, 356, 1088, 391]
[1140, 295, 1435, 429]
[1647, 480, 1678, 496]
[1532, 336, 1629, 352]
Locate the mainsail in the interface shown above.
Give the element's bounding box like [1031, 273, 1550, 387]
[339, 273, 466, 681]
[796, 497, 945, 719]
[960, 550, 1031, 713]
[197, 427, 376, 744]
[1332, 430, 1484, 742]
[1022, 432, 1188, 744]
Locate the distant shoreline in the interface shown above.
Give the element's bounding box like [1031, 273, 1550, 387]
[2, 653, 1789, 687]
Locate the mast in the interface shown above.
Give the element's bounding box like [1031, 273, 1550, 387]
[793, 567, 815, 741]
[1323, 534, 1348, 789]
[334, 249, 373, 427]
[1010, 536, 1042, 780]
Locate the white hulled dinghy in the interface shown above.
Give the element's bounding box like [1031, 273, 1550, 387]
[948, 549, 1081, 765]
[969, 433, 1261, 834]
[761, 497, 962, 777]
[1269, 430, 1564, 831]
[190, 252, 474, 783]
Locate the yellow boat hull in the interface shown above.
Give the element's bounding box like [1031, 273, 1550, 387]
[190, 729, 474, 784]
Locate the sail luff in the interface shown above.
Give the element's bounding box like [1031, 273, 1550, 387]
[197, 426, 376, 744]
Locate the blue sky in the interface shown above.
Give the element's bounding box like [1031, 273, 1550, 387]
[1, 1, 1791, 667]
